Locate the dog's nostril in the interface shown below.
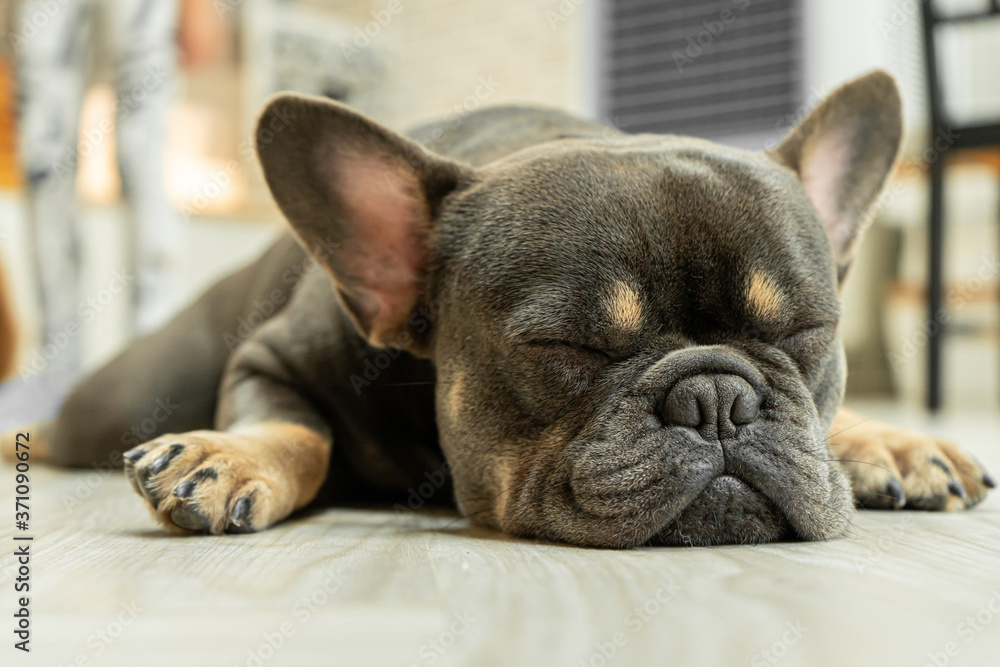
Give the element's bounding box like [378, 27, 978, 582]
[730, 385, 760, 425]
[662, 374, 759, 438]
[663, 376, 713, 428]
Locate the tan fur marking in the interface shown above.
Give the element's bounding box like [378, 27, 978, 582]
[746, 272, 783, 321]
[493, 457, 515, 524]
[444, 372, 466, 423]
[605, 281, 643, 330]
[232, 422, 331, 508]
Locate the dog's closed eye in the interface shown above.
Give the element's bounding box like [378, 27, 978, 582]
[517, 340, 615, 395]
[778, 322, 837, 371]
[529, 339, 613, 360]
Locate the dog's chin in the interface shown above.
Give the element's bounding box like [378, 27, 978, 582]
[651, 475, 792, 547]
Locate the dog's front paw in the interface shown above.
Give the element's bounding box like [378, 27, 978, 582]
[123, 431, 293, 534]
[829, 412, 995, 511]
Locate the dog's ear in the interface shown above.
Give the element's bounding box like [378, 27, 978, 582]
[255, 94, 470, 349]
[768, 70, 903, 282]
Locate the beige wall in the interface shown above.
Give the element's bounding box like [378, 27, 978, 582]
[228, 0, 592, 213]
[337, 0, 592, 131]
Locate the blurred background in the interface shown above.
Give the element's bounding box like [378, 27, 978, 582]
[0, 0, 997, 414]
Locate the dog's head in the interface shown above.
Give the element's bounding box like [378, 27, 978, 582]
[256, 71, 902, 547]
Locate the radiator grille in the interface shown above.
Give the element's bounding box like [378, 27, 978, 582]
[602, 0, 804, 140]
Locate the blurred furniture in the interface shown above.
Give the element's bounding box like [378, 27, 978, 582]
[921, 0, 1000, 410]
[600, 0, 802, 146]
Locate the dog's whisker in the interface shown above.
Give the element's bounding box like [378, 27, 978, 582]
[825, 458, 893, 475]
[825, 417, 874, 443]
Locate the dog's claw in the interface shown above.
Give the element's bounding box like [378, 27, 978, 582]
[886, 478, 905, 508]
[226, 496, 255, 533]
[173, 480, 195, 498]
[149, 443, 184, 474]
[231, 496, 251, 523]
[191, 467, 218, 482]
[930, 457, 951, 474]
[948, 479, 967, 500]
[225, 496, 255, 533]
[984, 472, 996, 489]
[123, 448, 146, 463]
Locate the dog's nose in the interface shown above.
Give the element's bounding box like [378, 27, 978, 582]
[661, 374, 760, 440]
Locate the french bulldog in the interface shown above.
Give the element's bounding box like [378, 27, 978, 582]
[14, 70, 994, 547]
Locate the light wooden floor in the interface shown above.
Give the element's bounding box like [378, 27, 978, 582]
[2, 404, 999, 667]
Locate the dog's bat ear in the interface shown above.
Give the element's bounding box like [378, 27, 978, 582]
[768, 70, 903, 282]
[255, 94, 471, 350]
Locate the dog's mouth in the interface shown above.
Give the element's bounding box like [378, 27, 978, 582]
[651, 474, 791, 546]
[546, 421, 852, 548]
[563, 448, 797, 548]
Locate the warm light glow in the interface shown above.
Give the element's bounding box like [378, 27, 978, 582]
[77, 84, 120, 205]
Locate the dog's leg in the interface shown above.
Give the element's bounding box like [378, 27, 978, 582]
[122, 316, 332, 534]
[829, 407, 995, 511]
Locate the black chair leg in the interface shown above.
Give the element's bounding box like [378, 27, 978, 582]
[927, 150, 946, 411]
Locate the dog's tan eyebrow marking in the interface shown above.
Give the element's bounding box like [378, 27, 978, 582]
[746, 272, 783, 321]
[604, 281, 644, 331]
[444, 372, 466, 423]
[493, 457, 515, 523]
